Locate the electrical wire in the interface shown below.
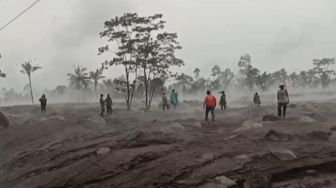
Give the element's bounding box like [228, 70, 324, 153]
[0, 0, 41, 33]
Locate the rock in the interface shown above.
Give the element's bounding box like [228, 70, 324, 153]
[262, 114, 279, 121]
[264, 129, 291, 142]
[196, 153, 214, 163]
[0, 112, 9, 130]
[234, 154, 252, 165]
[233, 120, 263, 132]
[223, 134, 240, 140]
[191, 122, 203, 128]
[160, 122, 185, 134]
[299, 116, 316, 123]
[270, 149, 297, 161]
[96, 147, 111, 155]
[215, 176, 236, 186]
[306, 169, 317, 175]
[331, 126, 336, 131]
[244, 171, 271, 188]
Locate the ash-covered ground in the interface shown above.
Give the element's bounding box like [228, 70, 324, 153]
[1, 97, 336, 188]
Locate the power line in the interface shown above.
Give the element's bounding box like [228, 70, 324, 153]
[0, 0, 41, 33]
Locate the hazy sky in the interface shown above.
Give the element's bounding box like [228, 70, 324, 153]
[0, 0, 336, 91]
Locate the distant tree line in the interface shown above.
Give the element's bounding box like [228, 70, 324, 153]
[171, 55, 336, 94]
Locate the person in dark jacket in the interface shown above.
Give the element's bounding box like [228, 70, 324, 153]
[219, 91, 227, 110]
[39, 94, 47, 115]
[106, 94, 113, 116]
[253, 92, 261, 107]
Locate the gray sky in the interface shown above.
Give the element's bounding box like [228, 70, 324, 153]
[0, 0, 336, 91]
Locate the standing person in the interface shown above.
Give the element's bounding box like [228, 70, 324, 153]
[203, 90, 217, 121]
[99, 94, 105, 116]
[162, 92, 169, 111]
[170, 89, 179, 108]
[39, 94, 47, 115]
[106, 94, 113, 116]
[277, 84, 289, 119]
[254, 92, 261, 107]
[219, 91, 227, 110]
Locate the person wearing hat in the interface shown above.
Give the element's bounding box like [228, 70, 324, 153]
[277, 84, 289, 119]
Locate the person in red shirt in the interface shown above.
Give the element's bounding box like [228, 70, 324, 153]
[203, 90, 217, 121]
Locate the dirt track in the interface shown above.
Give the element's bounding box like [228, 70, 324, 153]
[1, 101, 336, 188]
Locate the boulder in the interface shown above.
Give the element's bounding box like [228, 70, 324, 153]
[0, 112, 9, 130]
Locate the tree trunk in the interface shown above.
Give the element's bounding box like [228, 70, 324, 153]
[125, 66, 131, 111]
[28, 75, 34, 104]
[143, 66, 149, 110]
[94, 83, 98, 99]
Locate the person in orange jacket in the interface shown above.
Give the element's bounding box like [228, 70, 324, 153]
[203, 90, 217, 121]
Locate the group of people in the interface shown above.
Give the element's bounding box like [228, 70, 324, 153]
[161, 89, 179, 111]
[100, 94, 113, 116]
[37, 84, 289, 121]
[201, 84, 289, 121]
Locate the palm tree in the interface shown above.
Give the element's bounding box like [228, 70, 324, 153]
[89, 69, 105, 98]
[67, 66, 90, 90]
[20, 61, 41, 104]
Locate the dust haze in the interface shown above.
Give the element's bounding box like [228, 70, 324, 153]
[1, 0, 336, 188]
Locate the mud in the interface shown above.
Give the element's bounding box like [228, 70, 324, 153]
[1, 101, 336, 188]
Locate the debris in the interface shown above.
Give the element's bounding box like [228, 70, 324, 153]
[196, 153, 214, 163]
[160, 122, 185, 134]
[244, 171, 271, 188]
[262, 114, 279, 121]
[270, 149, 297, 161]
[264, 129, 291, 142]
[288, 103, 297, 108]
[234, 154, 252, 165]
[96, 147, 111, 155]
[223, 134, 240, 141]
[214, 176, 236, 186]
[0, 112, 9, 130]
[191, 122, 203, 128]
[87, 116, 106, 125]
[233, 120, 263, 132]
[306, 169, 317, 175]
